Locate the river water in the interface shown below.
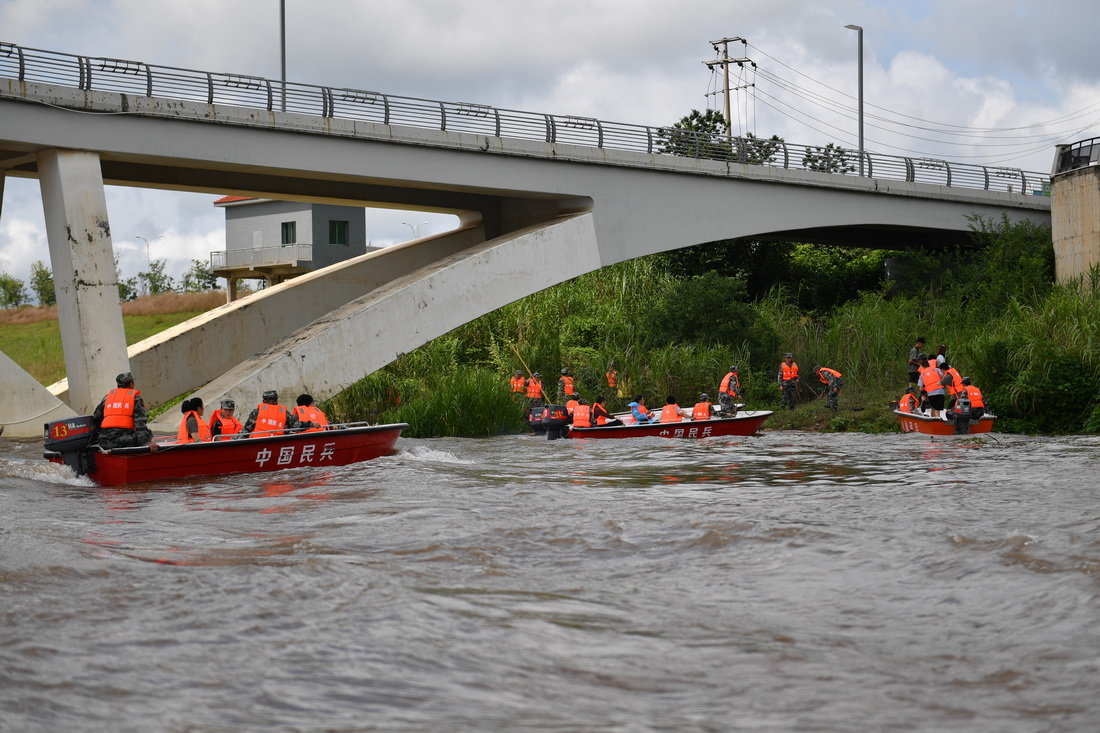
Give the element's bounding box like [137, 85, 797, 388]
[1, 429, 1098, 732]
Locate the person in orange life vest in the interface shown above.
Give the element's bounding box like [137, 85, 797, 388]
[208, 399, 243, 439]
[777, 353, 800, 410]
[692, 393, 717, 420]
[718, 365, 742, 416]
[939, 362, 963, 408]
[510, 370, 526, 394]
[955, 377, 986, 419]
[605, 367, 618, 390]
[897, 387, 919, 414]
[91, 372, 159, 451]
[565, 395, 581, 415]
[295, 394, 330, 433]
[237, 390, 311, 438]
[525, 372, 545, 407]
[813, 366, 845, 412]
[628, 395, 652, 423]
[918, 355, 946, 417]
[557, 369, 577, 401]
[178, 397, 213, 443]
[570, 398, 593, 428]
[592, 395, 623, 427]
[658, 395, 689, 423]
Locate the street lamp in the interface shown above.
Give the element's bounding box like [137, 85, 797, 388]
[135, 234, 164, 269]
[402, 220, 429, 239]
[844, 24, 864, 177]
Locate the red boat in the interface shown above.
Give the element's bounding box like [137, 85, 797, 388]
[895, 409, 995, 436]
[567, 410, 772, 439]
[43, 415, 406, 486]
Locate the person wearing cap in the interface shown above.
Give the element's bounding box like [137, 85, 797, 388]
[208, 399, 243, 439]
[294, 394, 330, 433]
[509, 370, 526, 394]
[91, 371, 159, 452]
[570, 398, 593, 428]
[177, 397, 212, 443]
[813, 366, 845, 413]
[718, 365, 742, 416]
[777, 353, 800, 410]
[692, 393, 717, 420]
[237, 390, 311, 438]
[956, 376, 985, 420]
[525, 372, 544, 407]
[557, 369, 577, 401]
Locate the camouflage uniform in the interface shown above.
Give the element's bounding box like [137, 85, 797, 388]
[816, 368, 845, 412]
[91, 390, 154, 449]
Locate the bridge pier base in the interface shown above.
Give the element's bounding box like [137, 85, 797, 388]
[1052, 166, 1100, 283]
[37, 149, 129, 414]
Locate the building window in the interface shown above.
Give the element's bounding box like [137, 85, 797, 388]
[281, 221, 296, 244]
[329, 220, 349, 246]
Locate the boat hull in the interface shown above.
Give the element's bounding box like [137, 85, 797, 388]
[895, 410, 995, 436]
[45, 423, 407, 486]
[567, 410, 771, 439]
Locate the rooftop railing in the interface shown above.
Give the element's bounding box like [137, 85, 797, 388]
[0, 41, 1050, 196]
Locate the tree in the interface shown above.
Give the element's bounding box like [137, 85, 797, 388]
[138, 259, 177, 295]
[802, 142, 856, 174]
[0, 272, 28, 308]
[115, 256, 139, 301]
[29, 260, 56, 306]
[741, 132, 785, 166]
[181, 259, 218, 292]
[658, 108, 733, 160]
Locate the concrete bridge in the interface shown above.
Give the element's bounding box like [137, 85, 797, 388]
[0, 43, 1051, 436]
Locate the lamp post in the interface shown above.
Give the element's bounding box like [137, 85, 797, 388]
[279, 0, 287, 112]
[135, 234, 164, 270]
[402, 220, 429, 239]
[844, 24, 864, 177]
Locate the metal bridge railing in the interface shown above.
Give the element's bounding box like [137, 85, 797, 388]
[1053, 138, 1100, 175]
[210, 244, 313, 271]
[0, 41, 1050, 196]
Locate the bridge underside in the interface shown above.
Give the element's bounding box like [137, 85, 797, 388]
[0, 85, 1051, 436]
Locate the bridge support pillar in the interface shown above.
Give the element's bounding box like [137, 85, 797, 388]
[37, 149, 129, 414]
[1052, 166, 1100, 283]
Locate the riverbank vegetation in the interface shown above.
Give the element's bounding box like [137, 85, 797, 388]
[327, 213, 1091, 438]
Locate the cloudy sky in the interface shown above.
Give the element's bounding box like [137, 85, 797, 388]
[2, 0, 1098, 298]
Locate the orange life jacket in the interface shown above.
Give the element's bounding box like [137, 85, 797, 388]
[177, 411, 212, 443]
[510, 375, 526, 392]
[660, 404, 683, 422]
[898, 393, 918, 413]
[960, 385, 984, 409]
[780, 362, 799, 381]
[101, 388, 138, 429]
[943, 368, 963, 396]
[209, 410, 243, 438]
[817, 367, 843, 383]
[593, 404, 611, 425]
[559, 375, 576, 395]
[572, 404, 592, 428]
[525, 379, 543, 399]
[692, 401, 713, 420]
[565, 398, 580, 415]
[719, 371, 740, 396]
[605, 371, 618, 388]
[256, 403, 288, 436]
[294, 405, 329, 433]
[920, 364, 944, 394]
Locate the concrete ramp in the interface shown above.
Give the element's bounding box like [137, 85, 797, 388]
[150, 213, 599, 432]
[0, 351, 77, 439]
[49, 223, 488, 410]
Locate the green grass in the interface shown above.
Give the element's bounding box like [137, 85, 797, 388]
[0, 311, 205, 385]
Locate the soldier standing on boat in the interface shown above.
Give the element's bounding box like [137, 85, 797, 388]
[91, 372, 158, 452]
[718, 365, 742, 416]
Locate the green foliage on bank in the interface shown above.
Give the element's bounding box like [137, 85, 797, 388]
[331, 210, 1100, 436]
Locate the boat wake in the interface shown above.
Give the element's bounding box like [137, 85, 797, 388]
[0, 459, 95, 487]
[398, 444, 476, 465]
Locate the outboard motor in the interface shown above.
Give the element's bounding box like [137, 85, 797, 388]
[43, 415, 97, 476]
[541, 404, 571, 440]
[526, 405, 548, 435]
[951, 394, 972, 434]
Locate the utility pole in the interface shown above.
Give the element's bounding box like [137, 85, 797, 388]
[703, 37, 754, 138]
